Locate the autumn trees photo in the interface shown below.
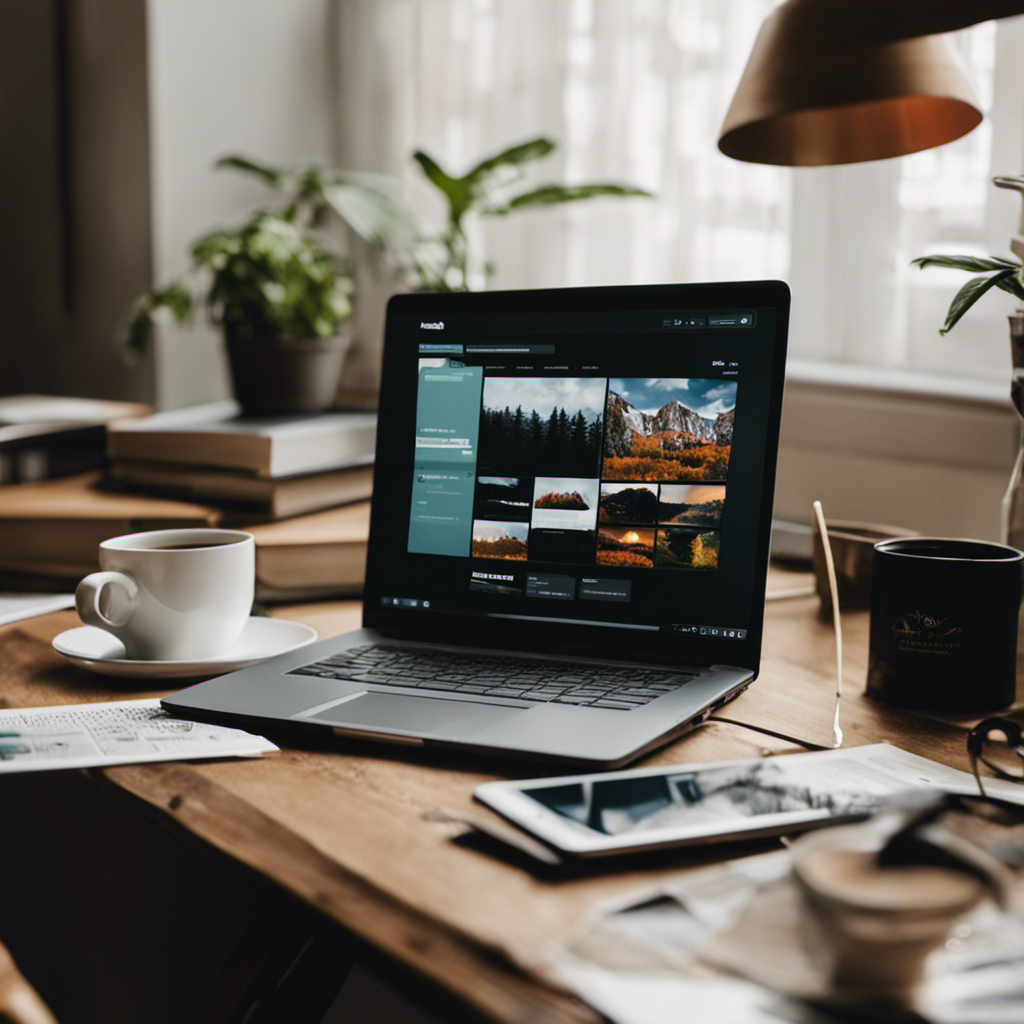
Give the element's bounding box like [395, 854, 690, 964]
[603, 380, 734, 482]
[471, 521, 529, 561]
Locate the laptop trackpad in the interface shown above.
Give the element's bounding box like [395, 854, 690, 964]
[306, 692, 516, 735]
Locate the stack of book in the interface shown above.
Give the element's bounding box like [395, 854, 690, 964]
[106, 401, 376, 520]
[0, 394, 149, 483]
[0, 403, 377, 602]
[0, 473, 219, 588]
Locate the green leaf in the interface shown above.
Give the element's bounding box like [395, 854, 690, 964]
[459, 138, 557, 216]
[413, 150, 474, 226]
[463, 138, 555, 187]
[487, 182, 654, 214]
[120, 281, 193, 359]
[938, 269, 1018, 334]
[412, 150, 457, 193]
[321, 180, 415, 246]
[995, 267, 1024, 304]
[911, 254, 1019, 273]
[215, 154, 285, 186]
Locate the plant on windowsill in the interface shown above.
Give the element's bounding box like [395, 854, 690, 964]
[910, 253, 1024, 335]
[220, 137, 654, 293]
[406, 136, 654, 292]
[912, 248, 1024, 550]
[189, 141, 653, 401]
[123, 160, 407, 415]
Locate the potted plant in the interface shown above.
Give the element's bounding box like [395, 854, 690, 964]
[404, 136, 653, 292]
[221, 138, 653, 293]
[910, 253, 1024, 335]
[124, 159, 407, 415]
[148, 142, 652, 405]
[913, 208, 1024, 551]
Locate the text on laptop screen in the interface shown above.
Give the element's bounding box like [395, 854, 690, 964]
[366, 287, 786, 660]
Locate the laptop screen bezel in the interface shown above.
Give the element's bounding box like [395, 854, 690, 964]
[362, 280, 790, 673]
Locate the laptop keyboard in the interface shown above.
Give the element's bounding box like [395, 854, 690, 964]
[289, 645, 696, 710]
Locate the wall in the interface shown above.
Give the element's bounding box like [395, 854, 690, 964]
[0, 0, 155, 403]
[0, 0, 338, 410]
[146, 0, 337, 409]
[775, 363, 1019, 542]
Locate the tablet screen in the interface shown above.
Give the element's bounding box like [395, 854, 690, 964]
[476, 745, 1022, 858]
[520, 759, 876, 837]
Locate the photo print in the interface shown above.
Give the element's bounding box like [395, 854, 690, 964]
[658, 484, 726, 527]
[473, 476, 533, 522]
[603, 378, 735, 482]
[532, 477, 599, 531]
[598, 482, 658, 524]
[596, 526, 655, 568]
[471, 521, 529, 561]
[656, 527, 720, 570]
[478, 377, 605, 477]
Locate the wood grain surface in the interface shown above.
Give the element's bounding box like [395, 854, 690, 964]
[0, 570, 1004, 1024]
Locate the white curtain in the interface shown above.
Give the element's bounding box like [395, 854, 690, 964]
[335, 0, 1024, 381]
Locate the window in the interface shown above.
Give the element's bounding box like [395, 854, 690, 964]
[335, 0, 1024, 383]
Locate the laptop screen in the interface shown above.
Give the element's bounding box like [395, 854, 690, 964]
[365, 281, 789, 670]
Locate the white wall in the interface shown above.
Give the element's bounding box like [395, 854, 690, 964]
[146, 0, 337, 409]
[775, 364, 1019, 542]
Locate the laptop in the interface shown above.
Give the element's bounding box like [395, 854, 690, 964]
[163, 280, 790, 768]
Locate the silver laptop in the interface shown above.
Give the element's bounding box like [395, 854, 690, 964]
[163, 281, 790, 768]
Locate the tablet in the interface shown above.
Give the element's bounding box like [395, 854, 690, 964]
[473, 744, 974, 858]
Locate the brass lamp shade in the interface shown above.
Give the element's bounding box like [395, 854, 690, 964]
[718, 4, 984, 166]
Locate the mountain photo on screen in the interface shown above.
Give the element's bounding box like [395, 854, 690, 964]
[471, 520, 530, 560]
[478, 377, 605, 477]
[603, 379, 735, 482]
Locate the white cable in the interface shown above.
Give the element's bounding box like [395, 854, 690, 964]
[812, 500, 844, 748]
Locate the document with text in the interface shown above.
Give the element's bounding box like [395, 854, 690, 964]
[0, 698, 277, 773]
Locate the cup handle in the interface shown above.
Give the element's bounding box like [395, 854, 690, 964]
[75, 571, 140, 631]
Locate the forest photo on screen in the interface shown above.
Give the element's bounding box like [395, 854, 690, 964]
[479, 377, 605, 477]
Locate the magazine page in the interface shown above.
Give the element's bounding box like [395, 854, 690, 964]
[0, 698, 277, 773]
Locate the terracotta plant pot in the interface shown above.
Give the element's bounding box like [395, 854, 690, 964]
[226, 335, 351, 416]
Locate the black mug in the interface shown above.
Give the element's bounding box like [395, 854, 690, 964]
[867, 538, 1023, 711]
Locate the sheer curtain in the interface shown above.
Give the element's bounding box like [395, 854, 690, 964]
[335, 0, 1024, 381]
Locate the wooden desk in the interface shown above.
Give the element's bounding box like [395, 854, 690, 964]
[0, 572, 998, 1024]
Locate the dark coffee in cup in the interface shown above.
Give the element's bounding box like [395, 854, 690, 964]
[867, 538, 1023, 711]
[151, 542, 234, 550]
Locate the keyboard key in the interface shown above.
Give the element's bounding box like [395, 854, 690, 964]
[289, 646, 697, 707]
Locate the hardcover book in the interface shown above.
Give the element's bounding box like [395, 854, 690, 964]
[107, 401, 377, 477]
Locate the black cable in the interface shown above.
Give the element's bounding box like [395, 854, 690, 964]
[706, 715, 832, 751]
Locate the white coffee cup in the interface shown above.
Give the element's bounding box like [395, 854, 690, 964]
[75, 528, 255, 660]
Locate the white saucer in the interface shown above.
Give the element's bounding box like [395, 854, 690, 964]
[52, 617, 319, 680]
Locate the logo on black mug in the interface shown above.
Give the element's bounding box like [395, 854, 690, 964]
[892, 610, 963, 656]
